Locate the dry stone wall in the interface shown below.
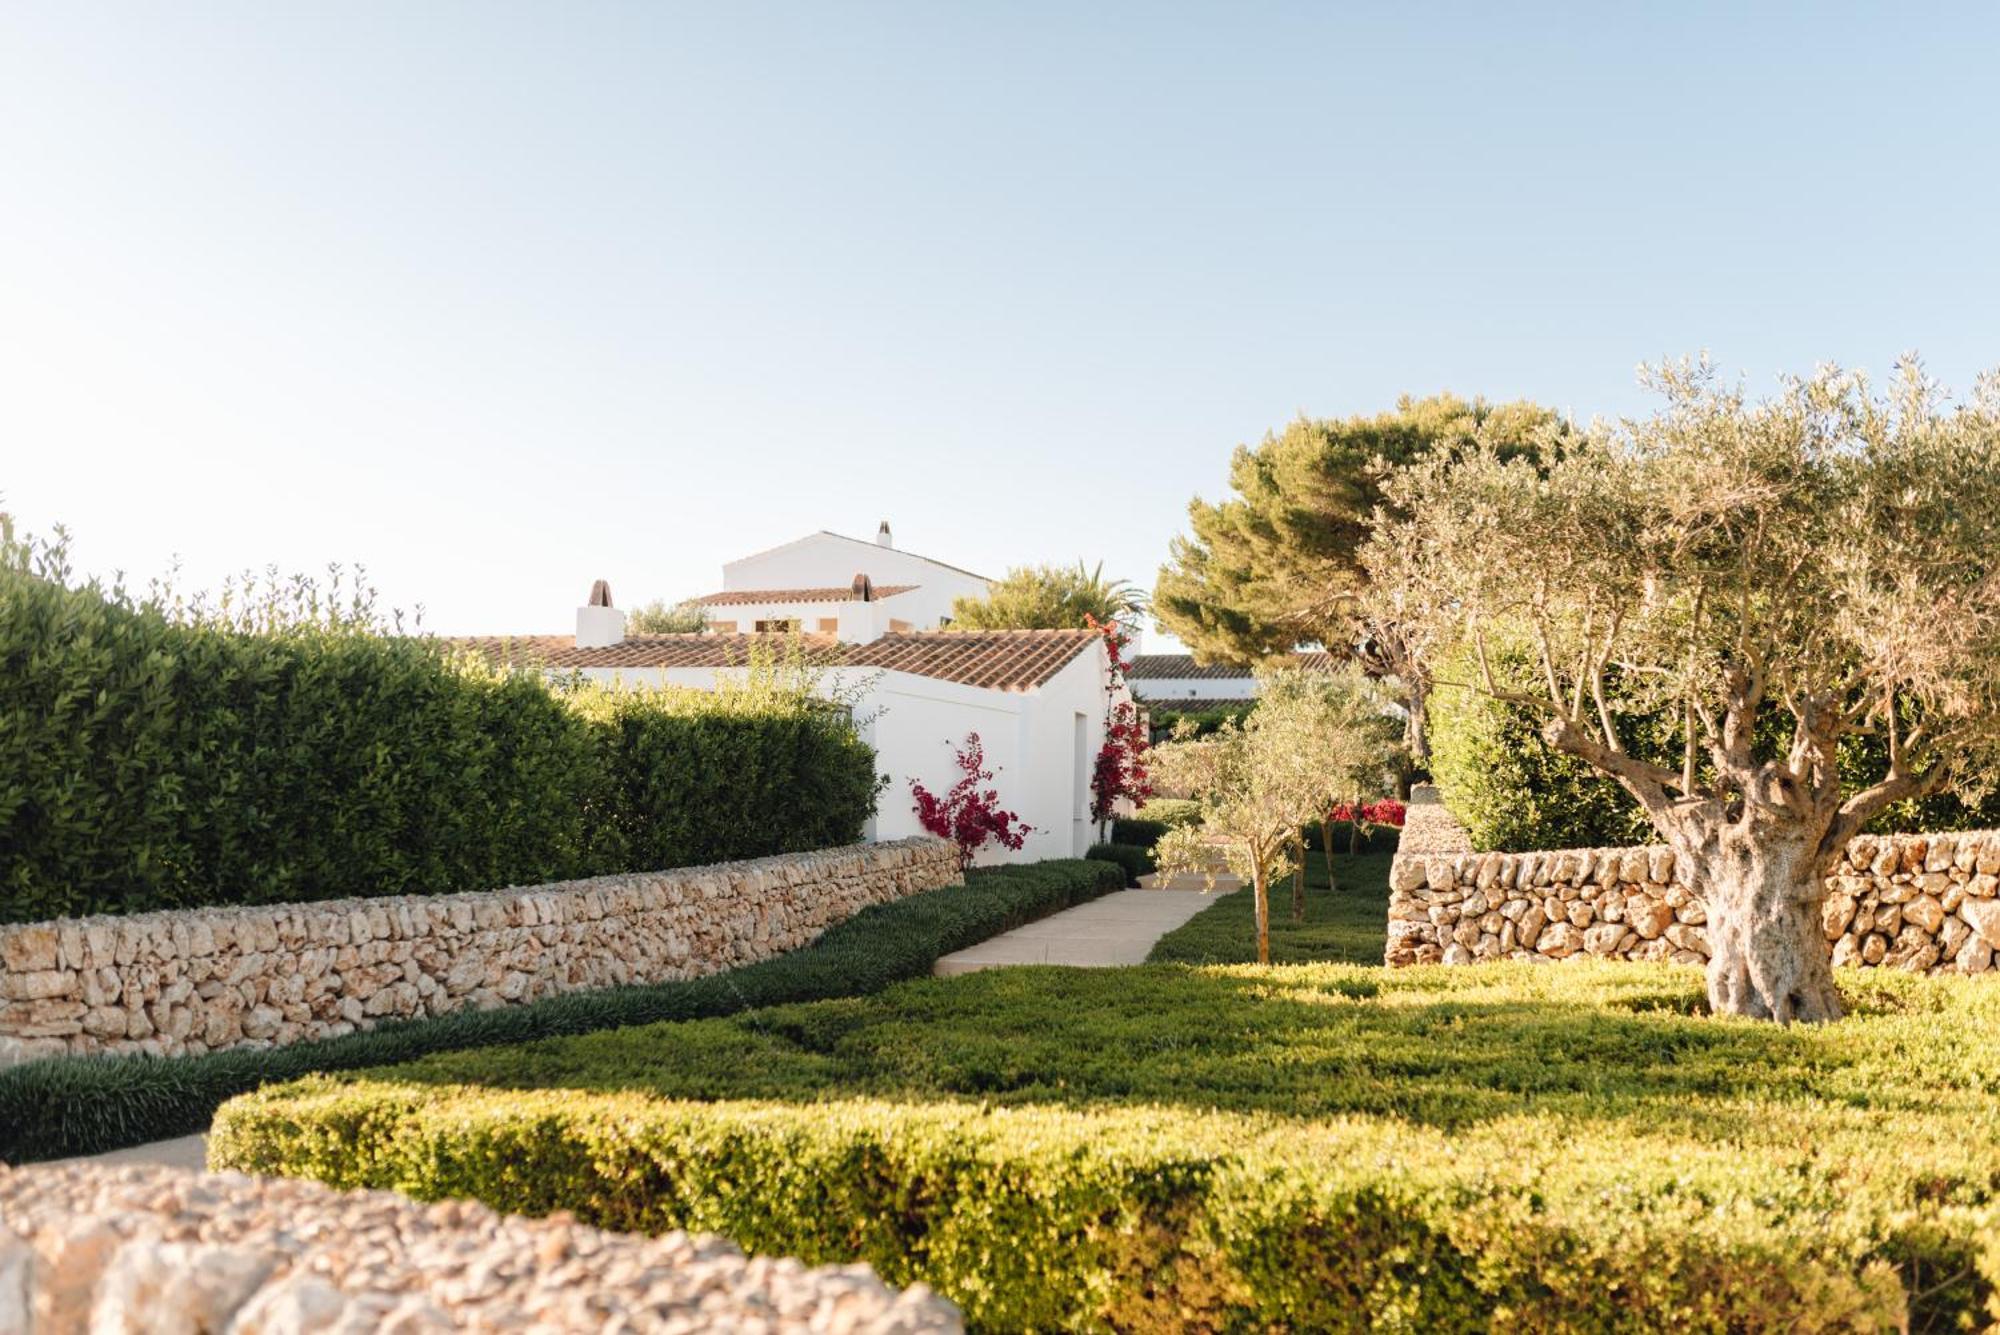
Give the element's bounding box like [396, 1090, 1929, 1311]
[0, 1162, 962, 1332]
[1385, 789, 2000, 975]
[0, 838, 960, 1066]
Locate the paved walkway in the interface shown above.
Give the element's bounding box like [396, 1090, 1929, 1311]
[933, 886, 1235, 975]
[53, 1131, 208, 1172]
[63, 888, 1239, 1169]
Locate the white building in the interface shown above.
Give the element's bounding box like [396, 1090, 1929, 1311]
[464, 530, 1126, 865]
[1126, 652, 1337, 709]
[690, 522, 989, 638]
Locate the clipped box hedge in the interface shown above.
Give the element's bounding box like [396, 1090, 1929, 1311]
[1084, 841, 1154, 886]
[0, 858, 1122, 1163]
[211, 1081, 1937, 1334]
[0, 550, 877, 922]
[211, 959, 2000, 1329]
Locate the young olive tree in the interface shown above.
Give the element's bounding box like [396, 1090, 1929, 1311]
[1256, 668, 1404, 910]
[1153, 666, 1396, 959]
[1366, 359, 2000, 1022]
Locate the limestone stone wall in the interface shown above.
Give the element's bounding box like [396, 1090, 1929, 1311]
[0, 838, 960, 1066]
[0, 1162, 962, 1332]
[1385, 790, 2000, 974]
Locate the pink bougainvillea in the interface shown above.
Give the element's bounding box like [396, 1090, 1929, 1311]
[1083, 613, 1152, 829]
[910, 731, 1031, 869]
[1330, 798, 1406, 828]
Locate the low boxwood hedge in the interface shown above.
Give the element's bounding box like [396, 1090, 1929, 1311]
[211, 958, 2000, 1330]
[0, 858, 1121, 1164]
[1084, 841, 1154, 886]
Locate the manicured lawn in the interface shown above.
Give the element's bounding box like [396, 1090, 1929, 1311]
[216, 955, 2000, 1330]
[1145, 849, 1391, 964]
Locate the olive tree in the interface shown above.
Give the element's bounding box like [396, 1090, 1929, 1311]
[1366, 359, 2000, 1022]
[1153, 666, 1398, 959]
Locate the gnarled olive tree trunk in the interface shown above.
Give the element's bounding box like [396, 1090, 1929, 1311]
[1673, 819, 1843, 1023]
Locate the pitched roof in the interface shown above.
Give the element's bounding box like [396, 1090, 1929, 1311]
[1127, 651, 1338, 681]
[451, 628, 1100, 693]
[727, 530, 991, 583]
[845, 629, 1101, 691]
[692, 585, 915, 607]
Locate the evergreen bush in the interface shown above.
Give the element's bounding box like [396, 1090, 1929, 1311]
[0, 527, 878, 922]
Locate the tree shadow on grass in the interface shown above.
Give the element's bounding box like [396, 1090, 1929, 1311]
[364, 959, 1957, 1139]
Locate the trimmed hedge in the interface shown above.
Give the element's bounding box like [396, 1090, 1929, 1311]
[1084, 841, 1154, 886]
[0, 547, 877, 921]
[212, 960, 2000, 1330]
[0, 858, 1122, 1163]
[1111, 799, 1204, 848]
[1301, 818, 1401, 855]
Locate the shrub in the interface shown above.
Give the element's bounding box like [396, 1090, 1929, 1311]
[1428, 677, 1656, 852]
[1139, 797, 1205, 827]
[1430, 659, 2000, 853]
[1300, 819, 1400, 855]
[0, 535, 877, 921]
[0, 858, 1124, 1163]
[212, 960, 2000, 1330]
[1108, 818, 1166, 848]
[1143, 701, 1251, 740]
[1084, 842, 1154, 887]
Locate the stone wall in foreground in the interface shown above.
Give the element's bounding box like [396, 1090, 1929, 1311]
[0, 838, 961, 1066]
[0, 1162, 962, 1332]
[1385, 788, 2000, 974]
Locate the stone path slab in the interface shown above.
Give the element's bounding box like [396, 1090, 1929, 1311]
[51, 1131, 208, 1172]
[932, 888, 1233, 975]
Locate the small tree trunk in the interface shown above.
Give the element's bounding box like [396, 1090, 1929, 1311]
[1403, 677, 1430, 771]
[1290, 831, 1305, 922]
[1251, 862, 1271, 965]
[1692, 823, 1843, 1023]
[1320, 818, 1338, 893]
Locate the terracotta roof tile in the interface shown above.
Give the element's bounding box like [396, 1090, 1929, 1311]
[691, 585, 915, 606]
[449, 628, 1100, 693]
[449, 633, 845, 671]
[845, 629, 1101, 691]
[1127, 651, 1338, 680]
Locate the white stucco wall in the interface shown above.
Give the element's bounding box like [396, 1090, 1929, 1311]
[1131, 676, 1258, 703]
[700, 593, 927, 638]
[574, 640, 1117, 866]
[722, 533, 987, 630]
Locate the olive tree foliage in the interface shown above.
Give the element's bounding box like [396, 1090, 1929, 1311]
[1365, 358, 2000, 1022]
[626, 599, 710, 635]
[1152, 395, 1568, 766]
[1152, 666, 1401, 960]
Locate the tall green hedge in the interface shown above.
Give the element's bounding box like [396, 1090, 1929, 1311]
[0, 542, 879, 922]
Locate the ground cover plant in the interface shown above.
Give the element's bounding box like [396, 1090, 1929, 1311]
[215, 955, 2000, 1331]
[0, 859, 1120, 1163]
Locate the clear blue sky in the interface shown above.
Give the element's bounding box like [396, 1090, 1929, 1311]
[4, 3, 1996, 638]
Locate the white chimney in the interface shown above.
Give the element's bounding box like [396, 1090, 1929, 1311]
[876, 519, 893, 549]
[575, 578, 626, 648]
